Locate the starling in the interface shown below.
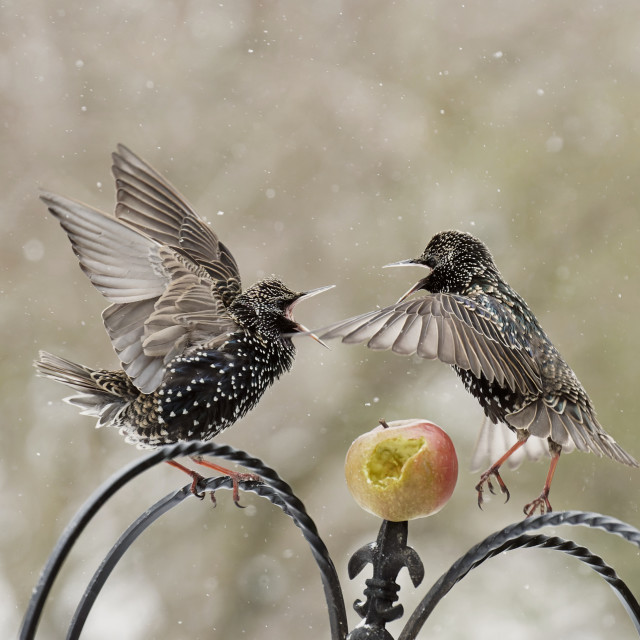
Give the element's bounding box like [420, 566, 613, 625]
[318, 230, 637, 515]
[36, 145, 332, 501]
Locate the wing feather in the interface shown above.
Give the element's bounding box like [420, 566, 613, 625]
[390, 313, 422, 355]
[448, 319, 471, 370]
[416, 314, 439, 360]
[437, 316, 456, 365]
[367, 313, 408, 350]
[41, 181, 239, 395]
[339, 310, 398, 344]
[317, 292, 543, 394]
[41, 192, 167, 304]
[112, 145, 241, 303]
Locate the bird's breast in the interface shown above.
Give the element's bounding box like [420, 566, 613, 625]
[152, 336, 295, 441]
[454, 366, 529, 427]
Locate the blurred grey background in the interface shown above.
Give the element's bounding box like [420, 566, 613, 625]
[3, 1, 640, 638]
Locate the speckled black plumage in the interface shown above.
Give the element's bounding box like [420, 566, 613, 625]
[319, 230, 637, 514]
[36, 145, 329, 449]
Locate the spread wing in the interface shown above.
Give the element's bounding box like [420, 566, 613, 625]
[319, 294, 638, 464]
[318, 293, 542, 396]
[41, 192, 239, 394]
[111, 144, 241, 306]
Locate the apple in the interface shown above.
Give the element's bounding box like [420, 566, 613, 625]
[345, 419, 458, 521]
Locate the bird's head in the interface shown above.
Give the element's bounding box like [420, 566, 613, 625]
[231, 277, 333, 344]
[385, 230, 497, 299]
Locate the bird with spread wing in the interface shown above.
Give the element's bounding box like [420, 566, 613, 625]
[36, 145, 332, 502]
[316, 230, 637, 515]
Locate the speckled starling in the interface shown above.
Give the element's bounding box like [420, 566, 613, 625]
[318, 230, 638, 516]
[36, 145, 332, 499]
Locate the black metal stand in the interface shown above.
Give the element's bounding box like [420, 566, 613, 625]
[347, 520, 424, 640]
[19, 443, 640, 640]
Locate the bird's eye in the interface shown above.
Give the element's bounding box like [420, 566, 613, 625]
[426, 256, 437, 268]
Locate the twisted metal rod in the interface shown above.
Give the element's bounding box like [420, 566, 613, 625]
[398, 511, 640, 640]
[20, 449, 162, 640]
[67, 481, 206, 640]
[484, 533, 640, 626]
[20, 442, 348, 640]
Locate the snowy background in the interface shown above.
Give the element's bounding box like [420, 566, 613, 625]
[3, 1, 640, 638]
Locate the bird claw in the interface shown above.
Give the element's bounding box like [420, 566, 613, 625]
[230, 472, 261, 508]
[188, 473, 207, 500]
[204, 472, 259, 508]
[167, 459, 260, 506]
[190, 456, 261, 507]
[193, 474, 253, 508]
[523, 490, 553, 517]
[475, 467, 510, 509]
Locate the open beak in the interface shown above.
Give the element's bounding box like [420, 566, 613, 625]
[382, 258, 431, 303]
[395, 278, 430, 303]
[382, 258, 422, 269]
[286, 284, 335, 348]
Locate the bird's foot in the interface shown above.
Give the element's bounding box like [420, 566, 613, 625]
[523, 489, 552, 517]
[188, 472, 207, 500]
[191, 456, 261, 507]
[475, 466, 510, 509]
[166, 458, 260, 506]
[226, 471, 263, 508]
[166, 460, 208, 500]
[523, 451, 559, 516]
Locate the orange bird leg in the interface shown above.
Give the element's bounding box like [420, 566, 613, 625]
[190, 456, 262, 507]
[166, 460, 207, 500]
[523, 449, 560, 517]
[475, 438, 528, 509]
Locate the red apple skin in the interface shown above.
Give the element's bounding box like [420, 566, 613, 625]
[345, 419, 458, 521]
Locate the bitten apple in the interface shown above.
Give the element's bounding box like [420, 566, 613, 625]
[345, 419, 458, 521]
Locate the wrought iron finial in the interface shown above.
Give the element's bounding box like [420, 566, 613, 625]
[347, 520, 424, 639]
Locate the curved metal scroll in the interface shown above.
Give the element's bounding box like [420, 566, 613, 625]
[19, 441, 349, 640]
[398, 511, 640, 640]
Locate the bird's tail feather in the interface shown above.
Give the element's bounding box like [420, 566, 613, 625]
[35, 351, 127, 427]
[470, 417, 550, 473]
[507, 399, 638, 468]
